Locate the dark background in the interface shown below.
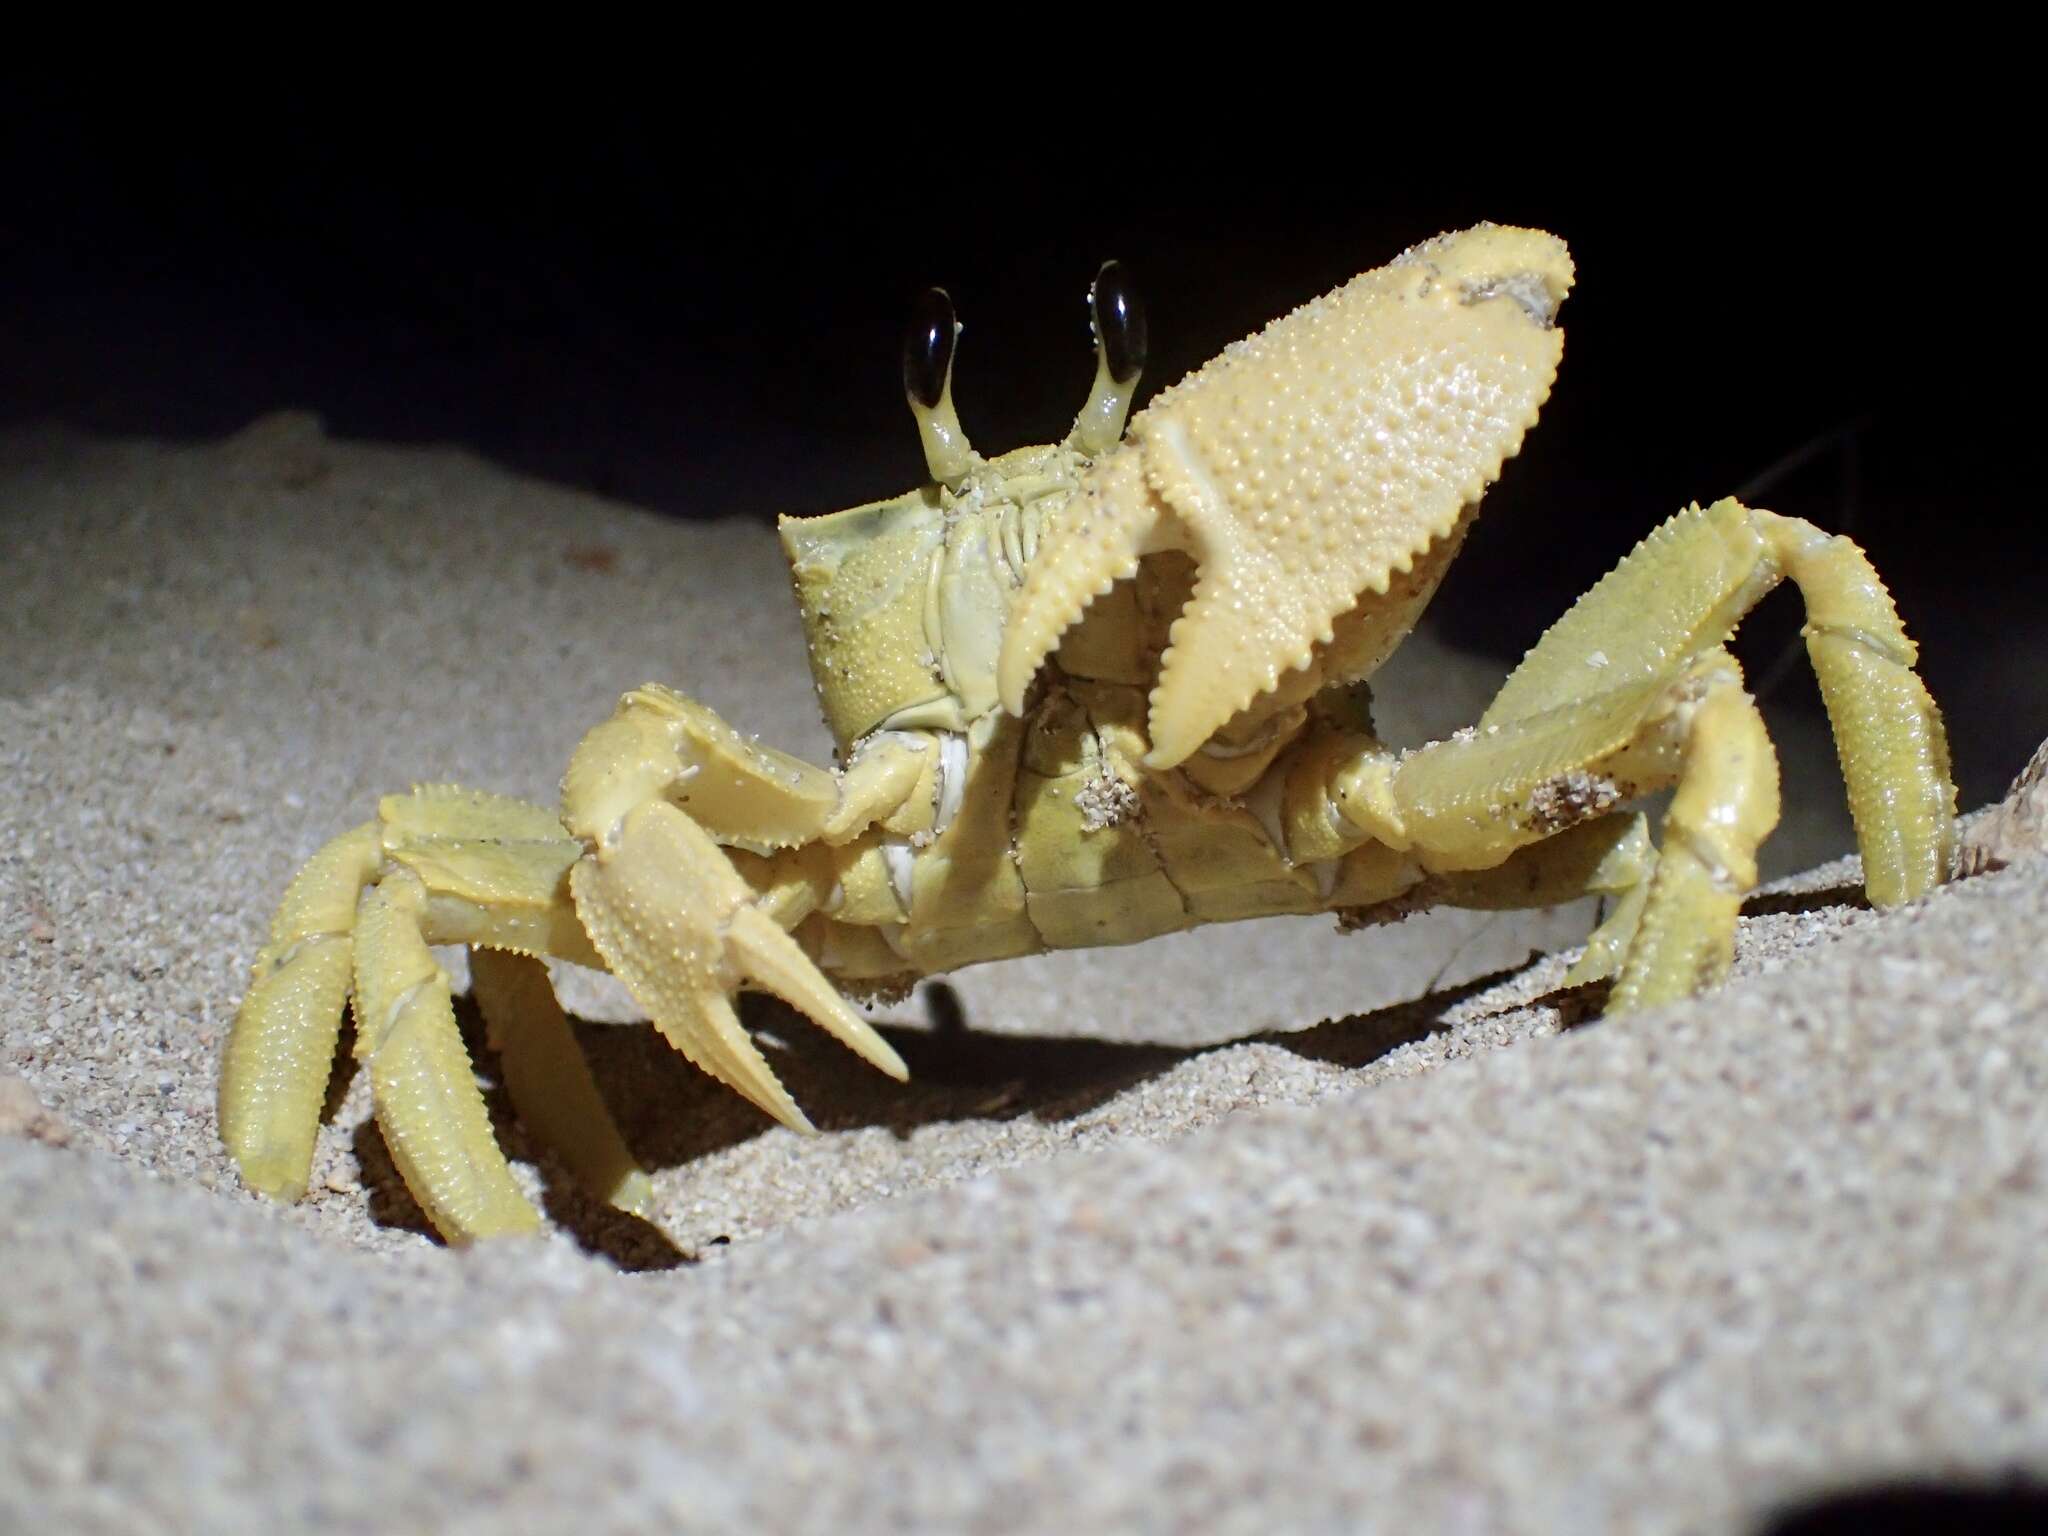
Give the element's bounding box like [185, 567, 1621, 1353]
[4, 98, 2040, 808]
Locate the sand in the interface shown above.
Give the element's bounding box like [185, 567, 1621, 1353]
[3, 414, 2045, 1533]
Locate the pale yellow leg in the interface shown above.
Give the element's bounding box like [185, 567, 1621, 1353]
[1608, 668, 1781, 1011]
[1426, 810, 1652, 904]
[227, 713, 910, 1236]
[1390, 671, 1679, 873]
[1751, 510, 1953, 903]
[1364, 496, 1952, 1009]
[220, 821, 382, 1201]
[1478, 498, 1952, 906]
[1567, 867, 1656, 987]
[1373, 649, 1780, 1013]
[351, 867, 541, 1239]
[559, 683, 930, 855]
[469, 948, 655, 1218]
[377, 783, 601, 965]
[223, 784, 605, 1240]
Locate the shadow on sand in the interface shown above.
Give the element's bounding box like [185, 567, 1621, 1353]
[329, 881, 1859, 1271]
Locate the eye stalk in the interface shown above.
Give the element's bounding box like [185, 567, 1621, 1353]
[1069, 259, 1147, 457]
[902, 286, 977, 487]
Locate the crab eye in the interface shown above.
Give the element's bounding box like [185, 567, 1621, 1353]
[903, 287, 957, 411]
[1090, 261, 1147, 386]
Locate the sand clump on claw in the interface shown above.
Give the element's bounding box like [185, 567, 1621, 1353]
[997, 223, 1575, 769]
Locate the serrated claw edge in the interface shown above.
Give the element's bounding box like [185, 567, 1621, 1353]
[998, 223, 1575, 768]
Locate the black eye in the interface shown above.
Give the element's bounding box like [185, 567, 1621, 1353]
[902, 287, 956, 410]
[1091, 261, 1147, 385]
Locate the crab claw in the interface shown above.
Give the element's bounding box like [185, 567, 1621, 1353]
[996, 223, 1575, 769]
[569, 799, 907, 1131]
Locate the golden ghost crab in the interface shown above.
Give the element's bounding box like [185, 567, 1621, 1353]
[220, 224, 1957, 1242]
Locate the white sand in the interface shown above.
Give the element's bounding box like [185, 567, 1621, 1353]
[3, 415, 2044, 1532]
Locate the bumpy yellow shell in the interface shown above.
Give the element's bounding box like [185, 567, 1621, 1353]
[997, 223, 1575, 768]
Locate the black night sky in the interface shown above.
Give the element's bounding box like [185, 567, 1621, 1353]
[4, 94, 2039, 806]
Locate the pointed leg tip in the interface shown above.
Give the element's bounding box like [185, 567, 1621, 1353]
[250, 1168, 310, 1205]
[608, 1168, 657, 1218]
[228, 1140, 313, 1204]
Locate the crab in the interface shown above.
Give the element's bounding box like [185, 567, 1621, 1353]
[219, 224, 1957, 1243]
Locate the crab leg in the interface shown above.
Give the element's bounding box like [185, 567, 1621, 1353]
[1418, 810, 1655, 914]
[1287, 497, 1950, 945]
[219, 821, 382, 1201]
[223, 785, 646, 1240]
[1604, 662, 1780, 1010]
[469, 948, 654, 1219]
[1357, 647, 1779, 1009]
[1308, 499, 1952, 1012]
[1475, 497, 1953, 904]
[351, 865, 542, 1238]
[1752, 510, 1955, 904]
